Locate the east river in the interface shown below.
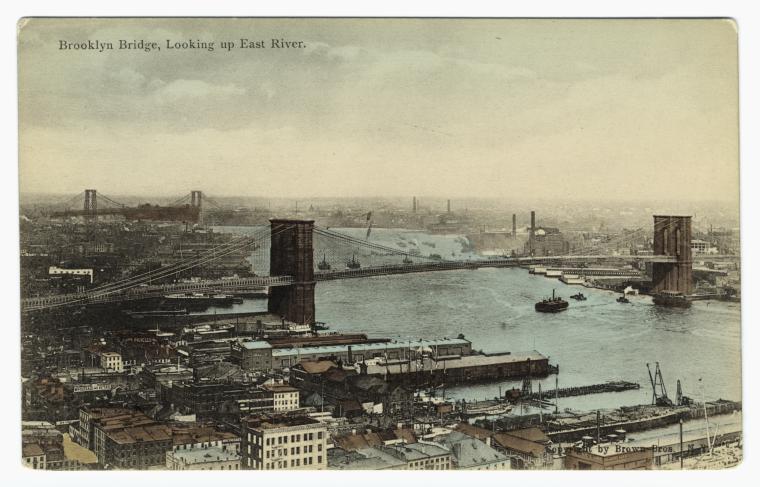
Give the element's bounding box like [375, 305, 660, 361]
[216, 227, 742, 411]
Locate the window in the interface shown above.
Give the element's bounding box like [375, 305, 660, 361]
[317, 456, 322, 464]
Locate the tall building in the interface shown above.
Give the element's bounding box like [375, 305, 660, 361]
[241, 413, 328, 470]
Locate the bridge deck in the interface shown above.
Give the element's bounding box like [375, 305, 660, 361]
[21, 254, 684, 312]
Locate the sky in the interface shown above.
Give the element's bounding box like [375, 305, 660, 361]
[18, 18, 739, 202]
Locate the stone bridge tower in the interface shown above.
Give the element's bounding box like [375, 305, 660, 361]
[268, 219, 316, 325]
[651, 215, 693, 295]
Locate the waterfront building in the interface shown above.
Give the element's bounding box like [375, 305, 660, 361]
[289, 360, 412, 416]
[525, 227, 570, 256]
[232, 336, 472, 373]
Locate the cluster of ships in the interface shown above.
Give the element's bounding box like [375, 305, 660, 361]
[534, 289, 689, 313]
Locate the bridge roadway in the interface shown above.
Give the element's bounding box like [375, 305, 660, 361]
[21, 254, 678, 312]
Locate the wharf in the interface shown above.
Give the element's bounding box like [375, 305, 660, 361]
[518, 381, 640, 402]
[543, 400, 741, 443]
[477, 400, 741, 444]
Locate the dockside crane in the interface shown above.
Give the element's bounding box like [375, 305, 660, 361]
[647, 362, 673, 407]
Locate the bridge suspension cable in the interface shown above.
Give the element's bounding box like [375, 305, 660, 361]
[167, 193, 193, 207]
[46, 191, 86, 210]
[314, 226, 445, 261]
[27, 228, 275, 310]
[85, 228, 272, 294]
[96, 193, 127, 208]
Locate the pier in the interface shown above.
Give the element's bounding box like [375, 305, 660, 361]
[518, 381, 641, 403]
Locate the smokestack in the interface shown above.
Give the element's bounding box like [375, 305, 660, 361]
[530, 211, 536, 235]
[447, 199, 451, 213]
[413, 196, 417, 213]
[512, 214, 517, 238]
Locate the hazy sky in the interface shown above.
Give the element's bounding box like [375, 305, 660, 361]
[18, 18, 738, 202]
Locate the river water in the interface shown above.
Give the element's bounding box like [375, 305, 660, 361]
[215, 226, 742, 411]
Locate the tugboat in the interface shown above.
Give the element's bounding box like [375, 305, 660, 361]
[570, 292, 587, 301]
[616, 295, 630, 304]
[652, 290, 691, 308]
[402, 256, 413, 265]
[535, 289, 569, 313]
[317, 253, 331, 271]
[346, 254, 361, 269]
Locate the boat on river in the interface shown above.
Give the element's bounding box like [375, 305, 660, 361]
[535, 289, 569, 313]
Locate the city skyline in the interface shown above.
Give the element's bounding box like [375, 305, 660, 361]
[19, 18, 738, 202]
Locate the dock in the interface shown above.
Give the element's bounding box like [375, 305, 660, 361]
[518, 381, 640, 402]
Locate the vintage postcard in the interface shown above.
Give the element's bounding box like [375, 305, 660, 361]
[17, 18, 740, 471]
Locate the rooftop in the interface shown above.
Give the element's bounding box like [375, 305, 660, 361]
[329, 448, 405, 470]
[108, 424, 172, 445]
[94, 411, 156, 432]
[382, 441, 450, 461]
[244, 414, 322, 430]
[171, 424, 239, 446]
[171, 445, 240, 464]
[22, 443, 45, 458]
[262, 383, 299, 393]
[272, 337, 471, 357]
[492, 432, 547, 458]
[438, 431, 507, 468]
[237, 340, 272, 351]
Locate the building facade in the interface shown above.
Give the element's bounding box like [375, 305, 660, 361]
[241, 414, 328, 470]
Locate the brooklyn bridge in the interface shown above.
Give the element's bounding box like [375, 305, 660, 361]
[22, 197, 703, 318]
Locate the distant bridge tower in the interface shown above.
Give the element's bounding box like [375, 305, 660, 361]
[84, 189, 97, 220]
[190, 190, 203, 224]
[268, 219, 315, 325]
[652, 215, 693, 295]
[190, 190, 203, 208]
